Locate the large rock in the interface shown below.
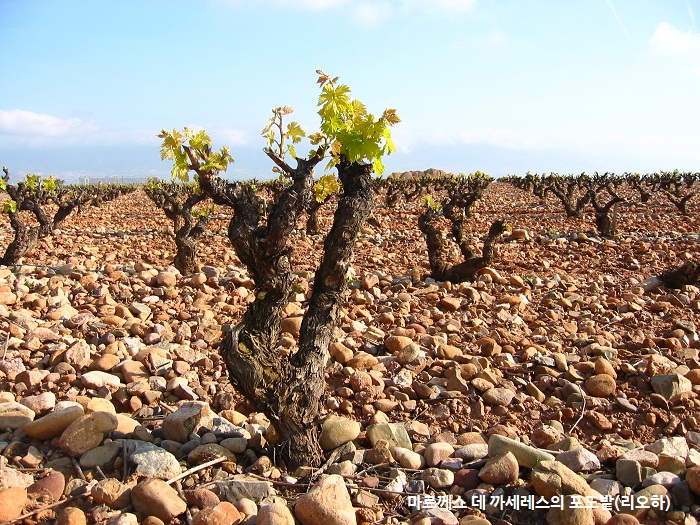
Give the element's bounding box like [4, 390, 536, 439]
[257, 501, 295, 525]
[478, 452, 519, 485]
[0, 487, 28, 522]
[531, 460, 611, 525]
[366, 423, 411, 449]
[59, 412, 118, 457]
[192, 502, 242, 525]
[0, 401, 35, 429]
[488, 434, 555, 469]
[27, 471, 65, 502]
[24, 405, 85, 440]
[162, 401, 214, 443]
[650, 374, 692, 400]
[131, 478, 187, 523]
[319, 416, 361, 451]
[546, 494, 595, 525]
[295, 475, 356, 525]
[56, 507, 87, 525]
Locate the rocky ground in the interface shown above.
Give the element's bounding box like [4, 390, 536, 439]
[0, 182, 698, 525]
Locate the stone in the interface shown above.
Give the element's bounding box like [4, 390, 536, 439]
[184, 488, 220, 509]
[454, 443, 489, 462]
[366, 423, 412, 449]
[439, 296, 461, 311]
[188, 443, 237, 464]
[280, 316, 302, 336]
[156, 271, 178, 287]
[192, 502, 242, 525]
[615, 459, 643, 487]
[27, 470, 65, 501]
[56, 507, 88, 525]
[488, 434, 555, 469]
[424, 442, 454, 467]
[294, 475, 356, 525]
[645, 436, 689, 459]
[436, 344, 462, 359]
[91, 478, 132, 508]
[87, 398, 117, 414]
[126, 441, 183, 480]
[620, 449, 658, 468]
[329, 342, 353, 364]
[80, 371, 121, 390]
[106, 513, 139, 525]
[650, 373, 692, 400]
[585, 374, 616, 397]
[556, 448, 601, 472]
[64, 340, 92, 370]
[0, 401, 35, 429]
[546, 495, 595, 525]
[453, 469, 481, 490]
[163, 401, 214, 442]
[616, 484, 668, 520]
[391, 447, 425, 469]
[319, 416, 361, 451]
[20, 392, 56, 414]
[531, 460, 591, 498]
[80, 442, 122, 469]
[385, 335, 414, 353]
[642, 471, 681, 489]
[131, 478, 187, 523]
[121, 361, 150, 383]
[482, 387, 515, 406]
[478, 452, 519, 485]
[0, 460, 34, 490]
[257, 501, 295, 525]
[421, 467, 454, 488]
[59, 412, 119, 457]
[686, 466, 700, 495]
[210, 479, 273, 503]
[0, 487, 27, 522]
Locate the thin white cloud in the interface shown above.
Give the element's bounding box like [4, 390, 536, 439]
[605, 0, 632, 41]
[688, 0, 697, 32]
[650, 21, 700, 55]
[0, 109, 98, 138]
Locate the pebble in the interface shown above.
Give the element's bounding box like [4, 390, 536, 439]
[192, 502, 242, 525]
[391, 447, 425, 469]
[23, 405, 84, 439]
[423, 442, 454, 466]
[585, 373, 616, 397]
[27, 470, 65, 501]
[366, 423, 412, 449]
[257, 501, 294, 525]
[131, 478, 187, 523]
[162, 401, 214, 443]
[482, 387, 515, 406]
[59, 411, 119, 456]
[295, 475, 356, 525]
[319, 416, 360, 451]
[56, 507, 88, 525]
[421, 467, 454, 488]
[555, 448, 601, 472]
[488, 433, 555, 469]
[0, 487, 27, 522]
[0, 401, 35, 428]
[478, 451, 519, 484]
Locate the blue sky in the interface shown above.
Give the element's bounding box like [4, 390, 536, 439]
[1, 0, 699, 182]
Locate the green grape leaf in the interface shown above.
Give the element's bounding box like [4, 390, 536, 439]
[3, 199, 17, 213]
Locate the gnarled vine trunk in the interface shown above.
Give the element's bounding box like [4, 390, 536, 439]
[199, 153, 373, 469]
